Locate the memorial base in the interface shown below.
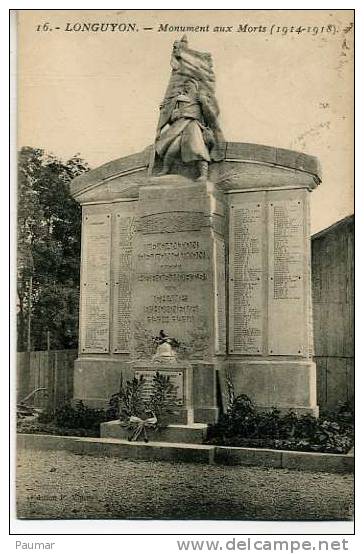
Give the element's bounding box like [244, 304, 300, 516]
[223, 360, 318, 416]
[73, 357, 220, 424]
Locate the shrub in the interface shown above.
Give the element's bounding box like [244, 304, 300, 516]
[205, 394, 354, 454]
[16, 419, 100, 437]
[320, 400, 354, 426]
[38, 401, 108, 431]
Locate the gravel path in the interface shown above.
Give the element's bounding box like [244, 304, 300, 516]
[17, 448, 353, 520]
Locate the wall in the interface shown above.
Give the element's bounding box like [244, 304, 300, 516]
[311, 215, 354, 409]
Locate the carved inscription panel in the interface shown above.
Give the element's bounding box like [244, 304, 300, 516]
[268, 199, 305, 355]
[81, 212, 111, 353]
[229, 202, 264, 354]
[112, 215, 136, 353]
[132, 234, 212, 359]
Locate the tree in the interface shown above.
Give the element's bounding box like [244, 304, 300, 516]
[17, 147, 89, 351]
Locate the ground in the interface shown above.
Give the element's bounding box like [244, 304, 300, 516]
[17, 448, 353, 520]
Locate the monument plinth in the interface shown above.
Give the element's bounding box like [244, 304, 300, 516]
[70, 37, 321, 423]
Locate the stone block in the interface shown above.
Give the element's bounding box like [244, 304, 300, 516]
[281, 451, 354, 473]
[72, 437, 215, 464]
[275, 147, 299, 169]
[100, 420, 208, 443]
[295, 152, 322, 179]
[70, 148, 150, 197]
[225, 142, 277, 164]
[214, 446, 282, 467]
[193, 408, 219, 424]
[192, 363, 219, 423]
[218, 161, 316, 191]
[73, 358, 133, 408]
[17, 433, 76, 452]
[225, 361, 318, 414]
[17, 434, 353, 473]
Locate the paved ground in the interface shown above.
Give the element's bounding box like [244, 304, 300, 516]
[16, 448, 353, 520]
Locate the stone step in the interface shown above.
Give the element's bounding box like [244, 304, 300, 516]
[100, 420, 208, 444]
[17, 433, 354, 473]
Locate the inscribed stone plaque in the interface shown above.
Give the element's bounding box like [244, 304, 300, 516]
[229, 202, 264, 354]
[268, 199, 305, 355]
[214, 238, 226, 354]
[132, 233, 212, 359]
[134, 370, 184, 406]
[81, 212, 111, 353]
[112, 215, 136, 352]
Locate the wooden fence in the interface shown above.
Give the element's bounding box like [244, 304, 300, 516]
[17, 349, 77, 411]
[312, 215, 354, 410]
[315, 356, 354, 410]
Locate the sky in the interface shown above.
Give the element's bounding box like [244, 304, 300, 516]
[17, 9, 354, 234]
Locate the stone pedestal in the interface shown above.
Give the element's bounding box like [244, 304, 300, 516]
[70, 142, 321, 419]
[126, 176, 224, 423]
[131, 177, 226, 356]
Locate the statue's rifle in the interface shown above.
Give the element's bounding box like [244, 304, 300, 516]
[147, 144, 156, 175]
[148, 95, 174, 175]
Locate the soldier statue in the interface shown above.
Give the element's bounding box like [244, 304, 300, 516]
[153, 36, 224, 181]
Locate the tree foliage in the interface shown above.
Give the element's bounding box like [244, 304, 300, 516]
[17, 146, 89, 351]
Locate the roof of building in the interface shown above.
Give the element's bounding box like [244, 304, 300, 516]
[311, 214, 354, 240]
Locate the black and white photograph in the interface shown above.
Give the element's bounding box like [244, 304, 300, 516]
[13, 8, 354, 532]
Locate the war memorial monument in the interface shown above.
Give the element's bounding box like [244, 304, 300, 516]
[69, 37, 321, 440]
